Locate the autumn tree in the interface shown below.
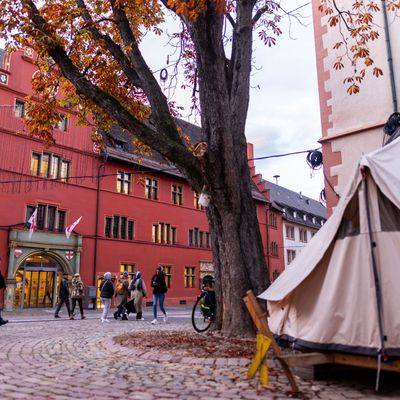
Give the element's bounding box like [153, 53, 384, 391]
[318, 0, 400, 95]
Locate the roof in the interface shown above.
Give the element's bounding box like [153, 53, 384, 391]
[102, 120, 267, 203]
[266, 181, 326, 227]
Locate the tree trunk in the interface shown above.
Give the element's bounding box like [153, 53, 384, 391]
[186, 2, 269, 336]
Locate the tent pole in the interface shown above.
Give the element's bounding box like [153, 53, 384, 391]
[363, 173, 386, 389]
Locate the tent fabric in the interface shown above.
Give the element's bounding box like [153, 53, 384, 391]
[259, 138, 400, 356]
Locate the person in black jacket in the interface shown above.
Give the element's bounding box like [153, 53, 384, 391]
[99, 272, 114, 322]
[151, 266, 168, 324]
[0, 266, 8, 326]
[54, 272, 72, 319]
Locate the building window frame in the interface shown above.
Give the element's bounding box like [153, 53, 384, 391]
[15, 99, 26, 118]
[287, 249, 296, 264]
[286, 225, 295, 240]
[171, 184, 183, 205]
[105, 216, 134, 240]
[117, 171, 131, 194]
[26, 204, 66, 233]
[152, 222, 177, 244]
[145, 178, 158, 200]
[160, 265, 172, 288]
[184, 266, 196, 288]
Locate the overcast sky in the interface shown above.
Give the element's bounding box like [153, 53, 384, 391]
[142, 1, 324, 202]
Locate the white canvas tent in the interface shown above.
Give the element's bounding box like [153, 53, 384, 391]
[259, 138, 400, 357]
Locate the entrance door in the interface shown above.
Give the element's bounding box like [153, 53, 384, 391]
[14, 254, 63, 309]
[22, 269, 56, 308]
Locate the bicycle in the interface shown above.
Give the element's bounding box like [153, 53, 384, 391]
[191, 277, 216, 333]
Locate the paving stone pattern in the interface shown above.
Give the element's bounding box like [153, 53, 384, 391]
[0, 312, 399, 399]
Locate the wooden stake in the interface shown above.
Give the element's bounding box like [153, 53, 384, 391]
[244, 290, 299, 394]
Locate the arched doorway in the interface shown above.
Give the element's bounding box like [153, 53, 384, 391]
[14, 253, 67, 309]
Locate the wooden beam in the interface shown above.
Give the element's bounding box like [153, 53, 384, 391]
[278, 352, 334, 367]
[333, 353, 400, 373]
[243, 290, 299, 394]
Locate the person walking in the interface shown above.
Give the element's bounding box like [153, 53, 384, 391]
[131, 271, 147, 321]
[99, 272, 114, 322]
[113, 271, 130, 320]
[54, 272, 72, 319]
[70, 273, 86, 320]
[0, 265, 8, 326]
[151, 266, 168, 324]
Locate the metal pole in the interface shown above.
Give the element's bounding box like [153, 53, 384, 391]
[93, 163, 105, 289]
[382, 0, 398, 112]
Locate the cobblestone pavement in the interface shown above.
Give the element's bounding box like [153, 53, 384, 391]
[0, 309, 399, 399]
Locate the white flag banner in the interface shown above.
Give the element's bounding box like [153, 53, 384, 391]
[65, 216, 82, 239]
[28, 209, 37, 239]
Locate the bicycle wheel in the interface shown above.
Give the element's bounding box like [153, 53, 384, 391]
[191, 296, 212, 333]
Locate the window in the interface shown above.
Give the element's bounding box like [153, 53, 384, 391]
[26, 205, 66, 233]
[206, 232, 210, 248]
[105, 217, 112, 238]
[299, 229, 308, 243]
[47, 206, 56, 231]
[37, 205, 46, 230]
[152, 223, 177, 244]
[120, 263, 135, 280]
[50, 156, 60, 179]
[56, 114, 68, 131]
[194, 192, 201, 209]
[270, 241, 279, 256]
[269, 212, 277, 227]
[128, 221, 134, 241]
[160, 265, 172, 288]
[31, 152, 70, 180]
[15, 100, 26, 118]
[26, 206, 35, 228]
[287, 250, 296, 264]
[120, 217, 127, 239]
[105, 216, 134, 240]
[58, 211, 66, 233]
[184, 267, 196, 288]
[60, 161, 70, 182]
[117, 171, 131, 194]
[285, 225, 295, 240]
[171, 184, 183, 205]
[145, 178, 158, 200]
[40, 153, 50, 177]
[31, 153, 40, 176]
[188, 227, 209, 248]
[113, 216, 119, 239]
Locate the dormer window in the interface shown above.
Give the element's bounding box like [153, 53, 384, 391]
[293, 211, 297, 218]
[303, 214, 307, 221]
[113, 138, 126, 150]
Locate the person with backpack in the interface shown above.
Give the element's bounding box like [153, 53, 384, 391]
[130, 271, 147, 320]
[0, 265, 8, 326]
[151, 266, 168, 324]
[70, 273, 86, 320]
[54, 272, 72, 319]
[113, 271, 129, 320]
[99, 272, 114, 322]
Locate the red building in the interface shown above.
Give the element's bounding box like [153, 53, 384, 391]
[0, 48, 276, 310]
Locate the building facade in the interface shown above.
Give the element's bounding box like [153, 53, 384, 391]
[0, 48, 272, 310]
[312, 1, 400, 214]
[265, 182, 326, 269]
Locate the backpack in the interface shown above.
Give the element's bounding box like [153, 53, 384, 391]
[116, 281, 125, 295]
